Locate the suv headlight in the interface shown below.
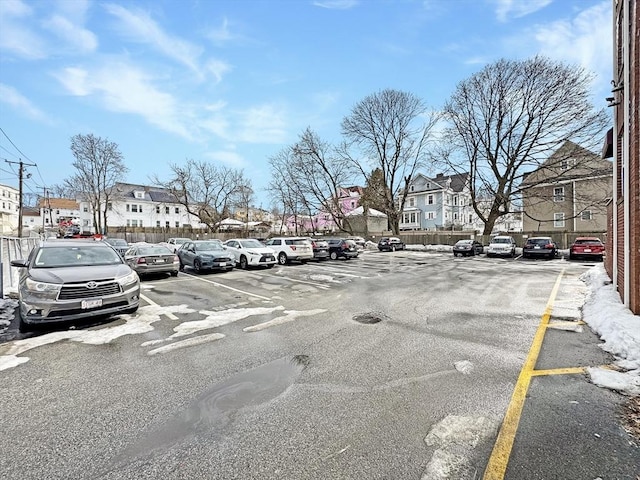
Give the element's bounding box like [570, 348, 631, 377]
[117, 271, 139, 286]
[25, 277, 61, 293]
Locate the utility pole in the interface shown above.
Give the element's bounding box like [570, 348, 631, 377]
[5, 159, 36, 238]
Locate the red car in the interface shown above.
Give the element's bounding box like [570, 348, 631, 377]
[569, 237, 605, 261]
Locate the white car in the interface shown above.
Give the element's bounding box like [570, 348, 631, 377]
[223, 238, 277, 269]
[486, 235, 517, 258]
[264, 237, 314, 265]
[162, 237, 192, 253]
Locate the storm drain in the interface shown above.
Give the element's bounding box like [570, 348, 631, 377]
[352, 312, 386, 324]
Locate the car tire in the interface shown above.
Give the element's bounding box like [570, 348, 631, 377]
[179, 261, 184, 271]
[597, 255, 603, 262]
[170, 271, 178, 277]
[267, 264, 275, 268]
[194, 259, 202, 273]
[569, 253, 575, 261]
[301, 260, 308, 264]
[240, 256, 248, 269]
[391, 245, 396, 252]
[16, 307, 30, 333]
[278, 253, 288, 265]
[330, 251, 338, 260]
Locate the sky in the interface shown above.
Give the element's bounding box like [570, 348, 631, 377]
[0, 0, 614, 209]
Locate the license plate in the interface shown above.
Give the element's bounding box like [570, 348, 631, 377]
[219, 262, 227, 267]
[584, 249, 592, 253]
[534, 245, 541, 249]
[82, 299, 102, 309]
[154, 258, 165, 263]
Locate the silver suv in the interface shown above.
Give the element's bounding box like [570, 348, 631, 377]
[486, 235, 517, 258]
[10, 239, 140, 331]
[264, 237, 314, 265]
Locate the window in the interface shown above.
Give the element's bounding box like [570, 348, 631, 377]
[135, 191, 144, 199]
[554, 212, 565, 227]
[175, 221, 180, 228]
[402, 212, 417, 224]
[426, 183, 430, 189]
[469, 214, 473, 223]
[107, 203, 112, 211]
[156, 221, 161, 227]
[175, 207, 180, 214]
[408, 197, 415, 207]
[165, 221, 170, 228]
[165, 207, 170, 214]
[561, 160, 569, 170]
[453, 213, 458, 220]
[126, 204, 130, 212]
[83, 206, 88, 212]
[581, 210, 592, 220]
[131, 205, 138, 213]
[427, 211, 435, 220]
[427, 195, 434, 205]
[350, 201, 355, 208]
[553, 187, 564, 202]
[156, 206, 160, 214]
[453, 196, 458, 206]
[410, 185, 414, 192]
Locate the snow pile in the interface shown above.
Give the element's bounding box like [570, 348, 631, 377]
[581, 264, 640, 396]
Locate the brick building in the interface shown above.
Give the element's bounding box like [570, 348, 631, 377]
[604, 0, 639, 314]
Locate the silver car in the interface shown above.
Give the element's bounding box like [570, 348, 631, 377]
[124, 243, 180, 277]
[176, 240, 235, 273]
[10, 239, 140, 331]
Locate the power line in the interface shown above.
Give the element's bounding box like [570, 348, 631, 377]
[0, 127, 34, 163]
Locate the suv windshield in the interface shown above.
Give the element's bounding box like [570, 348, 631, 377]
[492, 238, 512, 244]
[34, 246, 123, 268]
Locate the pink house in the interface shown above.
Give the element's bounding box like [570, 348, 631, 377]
[285, 186, 364, 234]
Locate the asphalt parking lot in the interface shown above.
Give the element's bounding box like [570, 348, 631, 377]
[0, 249, 636, 480]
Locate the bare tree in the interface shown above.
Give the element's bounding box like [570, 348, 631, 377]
[440, 56, 609, 235]
[268, 128, 359, 235]
[152, 159, 247, 232]
[341, 89, 438, 234]
[64, 134, 128, 234]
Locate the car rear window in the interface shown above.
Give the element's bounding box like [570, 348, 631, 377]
[527, 238, 551, 245]
[492, 238, 511, 244]
[574, 239, 603, 245]
[287, 239, 309, 246]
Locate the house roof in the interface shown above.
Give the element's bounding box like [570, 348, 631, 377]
[111, 182, 183, 203]
[409, 172, 469, 193]
[521, 140, 612, 186]
[345, 206, 387, 217]
[37, 198, 79, 210]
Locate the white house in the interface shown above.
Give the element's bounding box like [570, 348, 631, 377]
[78, 183, 204, 232]
[0, 184, 20, 234]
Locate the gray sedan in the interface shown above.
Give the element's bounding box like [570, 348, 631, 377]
[124, 243, 179, 277]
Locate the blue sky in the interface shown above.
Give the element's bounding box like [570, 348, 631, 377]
[0, 0, 612, 209]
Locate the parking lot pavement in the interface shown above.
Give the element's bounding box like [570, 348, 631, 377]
[2, 250, 636, 480]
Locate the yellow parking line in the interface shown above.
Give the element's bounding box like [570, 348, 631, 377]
[483, 269, 565, 480]
[531, 367, 586, 376]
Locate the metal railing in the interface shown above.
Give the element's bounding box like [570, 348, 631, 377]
[1, 236, 41, 298]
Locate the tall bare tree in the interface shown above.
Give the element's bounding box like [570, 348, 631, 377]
[152, 159, 247, 232]
[64, 133, 128, 234]
[268, 128, 359, 235]
[440, 56, 609, 235]
[341, 89, 438, 234]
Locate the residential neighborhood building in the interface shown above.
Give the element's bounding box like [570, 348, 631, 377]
[37, 197, 80, 232]
[399, 172, 477, 231]
[77, 183, 204, 232]
[521, 141, 613, 233]
[0, 184, 19, 234]
[605, 0, 639, 314]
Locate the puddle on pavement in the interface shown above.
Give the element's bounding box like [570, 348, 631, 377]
[353, 312, 386, 324]
[109, 355, 309, 469]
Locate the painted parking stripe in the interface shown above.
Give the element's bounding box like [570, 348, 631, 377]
[140, 293, 178, 320]
[180, 272, 273, 301]
[482, 269, 564, 480]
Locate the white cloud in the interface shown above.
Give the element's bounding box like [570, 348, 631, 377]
[205, 59, 233, 84]
[103, 3, 203, 74]
[43, 14, 98, 54]
[532, 2, 612, 84]
[313, 0, 359, 9]
[0, 0, 45, 59]
[54, 62, 193, 139]
[494, 0, 552, 22]
[0, 83, 52, 123]
[204, 150, 246, 167]
[235, 104, 288, 143]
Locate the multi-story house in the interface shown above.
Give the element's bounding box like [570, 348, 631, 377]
[399, 172, 476, 231]
[0, 184, 20, 234]
[37, 197, 81, 232]
[605, 0, 639, 314]
[521, 141, 612, 233]
[77, 183, 203, 232]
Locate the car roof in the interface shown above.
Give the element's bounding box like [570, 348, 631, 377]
[41, 239, 105, 247]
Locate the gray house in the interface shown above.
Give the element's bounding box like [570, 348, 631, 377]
[399, 173, 476, 231]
